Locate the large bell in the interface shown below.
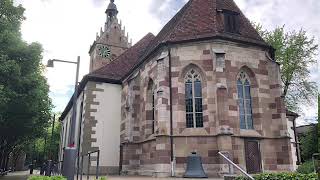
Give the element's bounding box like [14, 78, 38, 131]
[184, 152, 208, 178]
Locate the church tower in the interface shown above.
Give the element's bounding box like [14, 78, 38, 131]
[89, 0, 132, 72]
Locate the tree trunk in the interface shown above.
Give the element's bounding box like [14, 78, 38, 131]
[0, 150, 4, 170]
[282, 81, 290, 99]
[4, 153, 9, 171]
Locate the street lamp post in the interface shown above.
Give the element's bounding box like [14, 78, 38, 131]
[50, 114, 56, 160]
[47, 56, 80, 180]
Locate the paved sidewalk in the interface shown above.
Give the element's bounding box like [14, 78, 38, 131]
[80, 176, 223, 180]
[0, 171, 30, 180]
[0, 172, 224, 180]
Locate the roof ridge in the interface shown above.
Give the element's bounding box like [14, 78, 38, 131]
[136, 0, 193, 65]
[161, 0, 193, 42]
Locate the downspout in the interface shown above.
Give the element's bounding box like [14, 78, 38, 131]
[167, 45, 174, 177]
[292, 115, 301, 164]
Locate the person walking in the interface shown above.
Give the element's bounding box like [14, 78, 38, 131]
[45, 160, 52, 176]
[29, 160, 36, 175]
[40, 162, 46, 175]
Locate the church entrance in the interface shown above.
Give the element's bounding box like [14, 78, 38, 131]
[244, 140, 262, 174]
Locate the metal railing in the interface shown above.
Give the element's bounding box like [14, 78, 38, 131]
[79, 150, 100, 180]
[218, 151, 254, 180]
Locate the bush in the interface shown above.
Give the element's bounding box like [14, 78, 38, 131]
[235, 172, 317, 180]
[28, 176, 66, 180]
[297, 160, 315, 174]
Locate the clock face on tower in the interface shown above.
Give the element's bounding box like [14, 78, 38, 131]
[97, 45, 111, 58]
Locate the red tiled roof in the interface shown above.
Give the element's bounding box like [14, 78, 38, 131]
[88, 33, 155, 81]
[143, 0, 267, 56]
[121, 0, 269, 80]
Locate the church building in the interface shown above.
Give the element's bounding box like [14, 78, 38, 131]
[59, 0, 297, 177]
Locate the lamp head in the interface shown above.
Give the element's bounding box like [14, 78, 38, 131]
[47, 60, 54, 67]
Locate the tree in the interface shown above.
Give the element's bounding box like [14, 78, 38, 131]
[300, 125, 319, 162]
[318, 93, 320, 153]
[24, 115, 61, 166]
[254, 24, 318, 111]
[0, 0, 52, 170]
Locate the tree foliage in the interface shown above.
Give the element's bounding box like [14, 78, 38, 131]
[318, 94, 320, 153]
[300, 125, 319, 162]
[254, 24, 318, 111]
[0, 0, 52, 169]
[24, 116, 61, 166]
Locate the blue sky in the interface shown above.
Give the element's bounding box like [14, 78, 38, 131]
[16, 0, 319, 126]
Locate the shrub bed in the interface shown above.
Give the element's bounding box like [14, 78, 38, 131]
[297, 160, 315, 174]
[235, 172, 317, 180]
[28, 176, 67, 180]
[28, 176, 107, 180]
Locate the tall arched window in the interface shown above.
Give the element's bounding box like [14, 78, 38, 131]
[237, 71, 253, 129]
[185, 69, 203, 128]
[147, 80, 155, 134]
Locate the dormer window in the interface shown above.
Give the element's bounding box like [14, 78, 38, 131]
[223, 10, 240, 33]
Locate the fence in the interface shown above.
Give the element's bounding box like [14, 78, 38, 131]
[79, 150, 100, 180]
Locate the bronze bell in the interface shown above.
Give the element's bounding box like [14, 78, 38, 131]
[184, 152, 208, 178]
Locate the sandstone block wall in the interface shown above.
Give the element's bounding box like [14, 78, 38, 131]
[119, 40, 293, 177]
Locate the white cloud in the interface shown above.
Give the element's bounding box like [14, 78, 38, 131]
[16, 0, 187, 112]
[16, 0, 165, 111]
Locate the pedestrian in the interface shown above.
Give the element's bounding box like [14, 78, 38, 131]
[45, 160, 52, 176]
[29, 160, 35, 175]
[40, 162, 46, 175]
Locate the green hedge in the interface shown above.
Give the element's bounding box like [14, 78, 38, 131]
[235, 172, 317, 180]
[297, 160, 315, 174]
[28, 176, 107, 180]
[28, 176, 67, 180]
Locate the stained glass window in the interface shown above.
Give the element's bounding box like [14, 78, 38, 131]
[237, 71, 253, 129]
[185, 69, 203, 128]
[147, 80, 156, 134]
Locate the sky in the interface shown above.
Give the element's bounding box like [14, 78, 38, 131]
[14, 0, 319, 126]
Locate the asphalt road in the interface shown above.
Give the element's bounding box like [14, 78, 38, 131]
[0, 171, 30, 180]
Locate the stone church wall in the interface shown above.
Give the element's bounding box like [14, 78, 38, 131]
[121, 48, 171, 176]
[120, 40, 293, 177]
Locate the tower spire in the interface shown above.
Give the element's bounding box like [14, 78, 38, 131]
[105, 0, 118, 20]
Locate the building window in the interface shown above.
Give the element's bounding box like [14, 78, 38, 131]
[224, 10, 240, 33]
[157, 58, 165, 77]
[185, 69, 203, 128]
[237, 71, 253, 129]
[147, 80, 156, 134]
[216, 53, 226, 72]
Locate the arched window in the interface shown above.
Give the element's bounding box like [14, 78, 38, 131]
[147, 80, 155, 134]
[185, 69, 203, 128]
[237, 71, 253, 129]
